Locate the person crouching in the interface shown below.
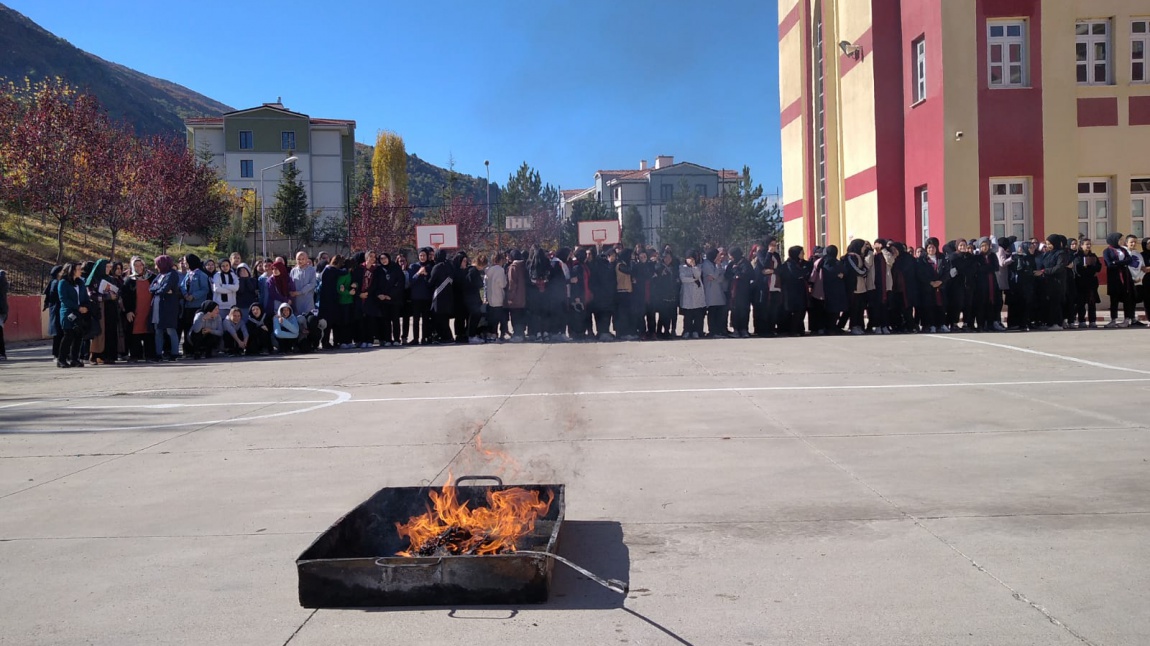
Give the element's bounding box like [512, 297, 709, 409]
[273, 303, 301, 353]
[189, 301, 224, 359]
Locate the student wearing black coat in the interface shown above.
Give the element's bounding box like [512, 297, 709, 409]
[589, 250, 617, 339]
[943, 239, 974, 329]
[972, 237, 1002, 331]
[918, 238, 950, 333]
[1040, 234, 1073, 329]
[725, 247, 755, 338]
[428, 249, 455, 343]
[778, 246, 809, 336]
[378, 253, 406, 346]
[1074, 238, 1101, 328]
[888, 242, 919, 333]
[649, 251, 678, 339]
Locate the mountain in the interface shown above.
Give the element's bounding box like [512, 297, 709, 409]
[0, 2, 233, 136]
[0, 3, 497, 207]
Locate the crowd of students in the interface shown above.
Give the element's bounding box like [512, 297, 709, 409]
[39, 231, 1149, 367]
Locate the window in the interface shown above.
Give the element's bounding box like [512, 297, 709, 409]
[1132, 179, 1150, 237]
[990, 178, 1030, 240]
[612, 186, 620, 201]
[1077, 179, 1111, 241]
[1133, 20, 1149, 83]
[917, 186, 929, 244]
[988, 20, 1027, 87]
[281, 130, 296, 151]
[660, 184, 674, 201]
[695, 184, 708, 197]
[912, 37, 927, 102]
[240, 159, 254, 179]
[239, 130, 253, 150]
[1076, 20, 1111, 85]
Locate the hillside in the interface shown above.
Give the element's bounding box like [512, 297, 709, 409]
[0, 3, 233, 136]
[352, 143, 499, 219]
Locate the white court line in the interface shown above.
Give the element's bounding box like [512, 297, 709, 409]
[928, 334, 1150, 376]
[66, 401, 330, 410]
[348, 377, 1150, 403]
[0, 387, 350, 434]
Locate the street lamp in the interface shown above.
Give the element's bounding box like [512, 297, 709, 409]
[484, 160, 491, 226]
[260, 156, 299, 259]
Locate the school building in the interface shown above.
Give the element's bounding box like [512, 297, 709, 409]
[778, 0, 1150, 250]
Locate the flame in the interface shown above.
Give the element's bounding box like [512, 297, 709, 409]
[395, 474, 553, 557]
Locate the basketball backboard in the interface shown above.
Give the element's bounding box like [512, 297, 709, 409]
[578, 220, 621, 246]
[415, 224, 460, 249]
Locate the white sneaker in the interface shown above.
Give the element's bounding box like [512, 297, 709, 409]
[1105, 320, 1119, 329]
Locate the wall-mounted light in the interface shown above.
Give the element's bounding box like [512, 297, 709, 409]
[955, 131, 964, 142]
[839, 40, 862, 59]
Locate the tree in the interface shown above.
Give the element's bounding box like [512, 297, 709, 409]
[440, 195, 488, 251]
[269, 162, 309, 252]
[0, 78, 110, 261]
[621, 205, 645, 249]
[659, 179, 704, 254]
[87, 123, 137, 260]
[351, 190, 413, 253]
[563, 197, 613, 248]
[498, 162, 560, 249]
[371, 131, 408, 205]
[129, 136, 232, 253]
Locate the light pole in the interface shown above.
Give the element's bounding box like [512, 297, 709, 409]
[483, 159, 492, 250]
[260, 156, 299, 259]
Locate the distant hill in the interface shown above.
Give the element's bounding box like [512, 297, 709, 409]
[353, 143, 499, 219]
[0, 2, 497, 212]
[0, 2, 233, 136]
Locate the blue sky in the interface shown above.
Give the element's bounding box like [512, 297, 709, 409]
[9, 0, 781, 197]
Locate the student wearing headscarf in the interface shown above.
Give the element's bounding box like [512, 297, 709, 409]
[291, 251, 317, 314]
[245, 303, 271, 355]
[1040, 234, 1072, 330]
[725, 247, 755, 338]
[318, 255, 349, 349]
[44, 265, 65, 359]
[589, 247, 617, 341]
[378, 252, 406, 346]
[264, 259, 296, 318]
[973, 237, 1004, 331]
[812, 245, 847, 335]
[272, 302, 301, 353]
[1008, 240, 1039, 331]
[910, 237, 947, 331]
[150, 255, 183, 361]
[777, 246, 809, 336]
[679, 249, 706, 339]
[526, 247, 552, 341]
[943, 239, 973, 331]
[189, 300, 223, 359]
[121, 256, 155, 362]
[428, 248, 455, 344]
[866, 240, 890, 333]
[889, 242, 918, 333]
[1074, 237, 1101, 328]
[178, 254, 211, 355]
[614, 248, 636, 341]
[56, 263, 91, 368]
[408, 248, 435, 345]
[213, 258, 239, 309]
[750, 240, 782, 338]
[843, 239, 869, 335]
[702, 248, 728, 338]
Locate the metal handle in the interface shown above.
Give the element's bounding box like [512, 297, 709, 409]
[453, 475, 503, 487]
[515, 551, 629, 595]
[374, 557, 443, 568]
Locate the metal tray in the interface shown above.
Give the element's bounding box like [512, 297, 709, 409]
[297, 476, 565, 608]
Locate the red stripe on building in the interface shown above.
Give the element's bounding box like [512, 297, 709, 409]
[780, 97, 802, 128]
[783, 201, 805, 222]
[1077, 97, 1119, 127]
[778, 2, 801, 41]
[839, 27, 873, 76]
[976, 0, 1045, 237]
[844, 167, 878, 201]
[1128, 96, 1150, 126]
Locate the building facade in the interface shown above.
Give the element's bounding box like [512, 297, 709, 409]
[185, 101, 356, 230]
[561, 155, 741, 246]
[779, 0, 1150, 250]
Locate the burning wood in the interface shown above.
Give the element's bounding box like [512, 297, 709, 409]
[395, 475, 554, 557]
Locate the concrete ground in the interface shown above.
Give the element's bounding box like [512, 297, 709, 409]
[1, 330, 1148, 646]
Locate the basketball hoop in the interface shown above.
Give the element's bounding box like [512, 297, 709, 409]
[592, 229, 608, 243]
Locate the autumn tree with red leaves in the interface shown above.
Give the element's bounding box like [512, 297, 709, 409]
[351, 191, 414, 253]
[128, 135, 232, 252]
[0, 78, 111, 261]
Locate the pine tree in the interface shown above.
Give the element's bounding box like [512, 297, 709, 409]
[270, 162, 309, 253]
[622, 205, 645, 248]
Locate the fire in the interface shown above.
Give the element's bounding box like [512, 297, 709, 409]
[395, 474, 554, 557]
